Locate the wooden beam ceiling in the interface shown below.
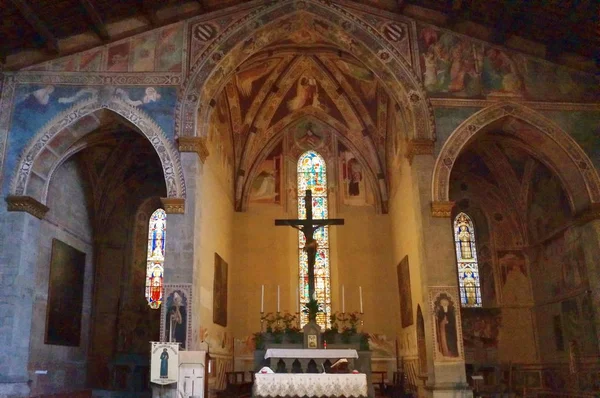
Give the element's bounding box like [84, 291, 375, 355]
[80, 0, 110, 41]
[9, 0, 59, 54]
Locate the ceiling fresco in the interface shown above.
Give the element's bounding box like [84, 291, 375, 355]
[207, 37, 402, 205]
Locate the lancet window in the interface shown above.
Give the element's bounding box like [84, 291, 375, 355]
[297, 151, 331, 328]
[454, 212, 482, 307]
[146, 208, 167, 309]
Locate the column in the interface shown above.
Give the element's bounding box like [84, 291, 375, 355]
[408, 141, 472, 398]
[0, 203, 47, 397]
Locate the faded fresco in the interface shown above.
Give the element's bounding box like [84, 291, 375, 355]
[461, 308, 501, 364]
[4, 85, 178, 193]
[498, 251, 532, 305]
[250, 144, 282, 204]
[23, 23, 184, 73]
[338, 142, 371, 206]
[418, 25, 599, 101]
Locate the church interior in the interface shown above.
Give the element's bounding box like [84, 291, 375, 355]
[0, 1, 598, 397]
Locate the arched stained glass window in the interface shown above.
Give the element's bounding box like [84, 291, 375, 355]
[298, 151, 330, 328]
[146, 209, 166, 309]
[454, 212, 481, 307]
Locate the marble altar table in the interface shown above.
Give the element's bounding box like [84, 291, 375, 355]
[264, 349, 358, 374]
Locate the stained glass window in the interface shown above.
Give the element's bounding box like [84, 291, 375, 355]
[146, 208, 166, 309]
[298, 151, 331, 328]
[454, 212, 481, 307]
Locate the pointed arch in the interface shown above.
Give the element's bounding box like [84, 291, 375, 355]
[453, 212, 481, 307]
[297, 150, 331, 328]
[9, 96, 185, 208]
[178, 1, 434, 143]
[432, 102, 600, 214]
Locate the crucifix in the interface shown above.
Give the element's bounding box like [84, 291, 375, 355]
[275, 189, 344, 300]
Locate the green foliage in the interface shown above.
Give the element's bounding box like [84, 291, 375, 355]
[302, 298, 323, 321]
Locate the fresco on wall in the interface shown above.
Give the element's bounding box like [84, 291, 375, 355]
[479, 261, 497, 306]
[250, 144, 282, 204]
[417, 26, 599, 102]
[4, 85, 178, 193]
[527, 163, 571, 242]
[433, 107, 480, 155]
[429, 288, 464, 361]
[542, 110, 600, 172]
[208, 93, 234, 191]
[560, 295, 598, 356]
[23, 23, 184, 73]
[498, 251, 531, 305]
[461, 308, 501, 363]
[338, 142, 370, 206]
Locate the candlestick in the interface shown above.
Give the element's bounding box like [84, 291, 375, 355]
[277, 285, 280, 313]
[261, 284, 264, 313]
[359, 286, 363, 313]
[342, 285, 345, 313]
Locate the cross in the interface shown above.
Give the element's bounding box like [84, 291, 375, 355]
[275, 189, 344, 301]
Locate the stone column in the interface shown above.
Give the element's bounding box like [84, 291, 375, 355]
[0, 199, 48, 397]
[408, 141, 472, 398]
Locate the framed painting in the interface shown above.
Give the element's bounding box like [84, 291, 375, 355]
[160, 284, 192, 350]
[45, 239, 86, 346]
[213, 253, 228, 327]
[397, 255, 413, 328]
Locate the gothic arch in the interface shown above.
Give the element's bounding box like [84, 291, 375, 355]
[9, 96, 185, 207]
[432, 102, 600, 213]
[178, 0, 434, 142]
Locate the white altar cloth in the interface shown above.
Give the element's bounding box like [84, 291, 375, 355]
[253, 373, 368, 397]
[264, 349, 358, 359]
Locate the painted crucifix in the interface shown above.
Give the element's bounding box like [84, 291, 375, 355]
[275, 189, 344, 300]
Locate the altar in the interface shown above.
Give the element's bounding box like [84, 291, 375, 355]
[253, 373, 368, 398]
[265, 348, 359, 373]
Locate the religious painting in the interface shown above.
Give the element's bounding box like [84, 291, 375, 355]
[292, 120, 328, 152]
[481, 47, 525, 97]
[461, 308, 501, 363]
[213, 254, 228, 327]
[106, 41, 130, 72]
[250, 144, 282, 204]
[160, 284, 192, 350]
[498, 251, 531, 305]
[131, 32, 157, 72]
[150, 342, 179, 385]
[527, 161, 571, 242]
[338, 143, 369, 206]
[156, 24, 183, 72]
[454, 213, 482, 307]
[45, 239, 86, 346]
[397, 256, 413, 328]
[417, 26, 482, 97]
[429, 287, 464, 361]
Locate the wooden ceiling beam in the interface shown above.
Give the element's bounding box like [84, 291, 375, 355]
[80, 0, 110, 41]
[10, 0, 59, 54]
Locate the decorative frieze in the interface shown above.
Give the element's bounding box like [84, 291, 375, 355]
[178, 136, 209, 164]
[160, 197, 185, 214]
[431, 201, 454, 218]
[6, 195, 49, 219]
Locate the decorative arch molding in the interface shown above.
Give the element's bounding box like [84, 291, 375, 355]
[9, 96, 186, 211]
[178, 0, 434, 142]
[432, 102, 600, 212]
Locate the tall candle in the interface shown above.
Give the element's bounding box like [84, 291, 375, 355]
[296, 287, 299, 313]
[342, 285, 345, 313]
[277, 285, 280, 312]
[261, 285, 264, 313]
[359, 286, 363, 313]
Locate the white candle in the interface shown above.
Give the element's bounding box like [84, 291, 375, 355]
[277, 285, 280, 312]
[261, 285, 264, 313]
[359, 286, 363, 313]
[342, 285, 345, 313]
[296, 287, 299, 314]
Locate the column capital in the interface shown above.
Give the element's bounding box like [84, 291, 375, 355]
[406, 138, 435, 164]
[5, 195, 49, 219]
[160, 197, 185, 214]
[178, 136, 209, 163]
[575, 203, 600, 225]
[431, 201, 455, 218]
